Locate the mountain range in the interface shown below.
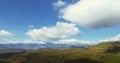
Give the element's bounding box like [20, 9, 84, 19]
[0, 42, 90, 49]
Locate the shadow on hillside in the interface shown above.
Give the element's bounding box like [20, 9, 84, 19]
[105, 46, 120, 53]
[64, 58, 103, 63]
[0, 51, 25, 59]
[0, 61, 8, 63]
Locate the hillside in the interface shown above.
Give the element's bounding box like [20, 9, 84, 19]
[0, 41, 120, 63]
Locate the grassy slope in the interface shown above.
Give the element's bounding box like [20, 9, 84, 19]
[0, 41, 120, 63]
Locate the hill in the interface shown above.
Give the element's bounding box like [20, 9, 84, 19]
[0, 41, 120, 63]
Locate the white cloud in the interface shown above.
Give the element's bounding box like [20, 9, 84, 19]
[54, 39, 80, 44]
[0, 39, 45, 44]
[28, 25, 35, 29]
[54, 39, 90, 45]
[26, 22, 81, 42]
[22, 40, 45, 44]
[0, 30, 13, 37]
[0, 38, 91, 45]
[60, 0, 120, 28]
[100, 34, 120, 42]
[53, 0, 66, 9]
[0, 39, 16, 44]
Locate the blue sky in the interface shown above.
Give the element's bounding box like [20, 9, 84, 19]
[0, 0, 58, 40]
[0, 0, 120, 44]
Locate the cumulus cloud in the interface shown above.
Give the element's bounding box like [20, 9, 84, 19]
[0, 30, 13, 37]
[0, 39, 45, 44]
[100, 34, 120, 42]
[60, 0, 120, 28]
[22, 40, 45, 44]
[0, 39, 17, 44]
[26, 22, 81, 42]
[53, 0, 66, 9]
[54, 39, 90, 45]
[0, 38, 91, 45]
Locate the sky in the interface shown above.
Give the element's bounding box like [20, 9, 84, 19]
[0, 0, 120, 44]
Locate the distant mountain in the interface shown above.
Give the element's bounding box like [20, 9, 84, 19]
[0, 42, 90, 49]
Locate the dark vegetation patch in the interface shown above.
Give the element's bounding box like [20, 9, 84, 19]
[0, 61, 8, 63]
[21, 53, 66, 63]
[105, 46, 120, 53]
[0, 51, 25, 59]
[64, 58, 103, 63]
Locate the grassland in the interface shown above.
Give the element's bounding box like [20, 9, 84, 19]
[0, 41, 120, 63]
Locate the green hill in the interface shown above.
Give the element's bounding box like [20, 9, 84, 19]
[0, 41, 120, 63]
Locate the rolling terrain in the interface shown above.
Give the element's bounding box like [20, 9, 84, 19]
[0, 41, 120, 63]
